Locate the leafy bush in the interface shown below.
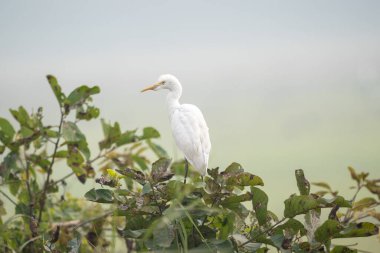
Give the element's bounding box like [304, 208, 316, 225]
[0, 76, 379, 252]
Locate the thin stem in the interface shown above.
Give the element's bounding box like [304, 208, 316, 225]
[343, 184, 363, 223]
[38, 111, 65, 223]
[239, 218, 287, 248]
[51, 172, 75, 187]
[73, 209, 115, 230]
[88, 146, 117, 164]
[18, 235, 42, 252]
[150, 181, 163, 215]
[0, 190, 17, 206]
[184, 159, 189, 184]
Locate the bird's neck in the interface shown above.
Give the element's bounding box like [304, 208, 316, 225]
[166, 88, 182, 114]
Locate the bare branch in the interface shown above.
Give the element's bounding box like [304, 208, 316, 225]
[38, 111, 65, 223]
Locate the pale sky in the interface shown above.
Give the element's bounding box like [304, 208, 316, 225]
[1, 1, 380, 248]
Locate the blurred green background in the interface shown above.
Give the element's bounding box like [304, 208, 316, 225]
[1, 0, 379, 250]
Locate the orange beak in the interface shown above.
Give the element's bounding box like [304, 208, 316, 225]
[141, 81, 164, 92]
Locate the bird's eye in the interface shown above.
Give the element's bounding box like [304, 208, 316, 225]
[161, 81, 166, 85]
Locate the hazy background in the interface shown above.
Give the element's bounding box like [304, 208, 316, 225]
[1, 0, 380, 250]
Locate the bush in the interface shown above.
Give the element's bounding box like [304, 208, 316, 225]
[0, 76, 379, 252]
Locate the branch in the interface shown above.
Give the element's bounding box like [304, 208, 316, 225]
[18, 150, 38, 238]
[38, 111, 65, 223]
[88, 146, 117, 164]
[50, 171, 75, 187]
[343, 184, 364, 223]
[239, 217, 287, 248]
[73, 209, 115, 230]
[0, 189, 17, 206]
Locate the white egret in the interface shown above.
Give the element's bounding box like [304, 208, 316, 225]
[141, 74, 211, 182]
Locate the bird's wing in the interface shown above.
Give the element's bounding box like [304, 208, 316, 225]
[170, 104, 211, 175]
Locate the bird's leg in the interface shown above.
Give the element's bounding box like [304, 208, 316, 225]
[184, 158, 189, 184]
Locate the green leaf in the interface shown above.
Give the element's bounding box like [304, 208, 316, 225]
[116, 167, 145, 184]
[8, 174, 21, 196]
[251, 187, 268, 225]
[78, 139, 90, 160]
[142, 183, 152, 195]
[365, 180, 380, 198]
[204, 177, 221, 194]
[20, 126, 34, 139]
[15, 203, 29, 216]
[221, 192, 253, 206]
[331, 246, 358, 253]
[207, 167, 220, 179]
[84, 188, 114, 203]
[47, 75, 65, 106]
[146, 139, 168, 158]
[140, 127, 160, 139]
[295, 169, 310, 195]
[2, 152, 20, 175]
[312, 182, 332, 191]
[115, 130, 137, 147]
[284, 195, 319, 218]
[151, 158, 173, 183]
[348, 166, 360, 184]
[55, 150, 68, 158]
[62, 121, 85, 143]
[120, 229, 146, 239]
[214, 212, 235, 240]
[256, 248, 269, 253]
[65, 85, 100, 106]
[29, 154, 51, 171]
[334, 222, 379, 238]
[224, 162, 244, 174]
[67, 144, 86, 179]
[44, 128, 59, 138]
[220, 193, 251, 219]
[9, 106, 31, 127]
[315, 220, 343, 243]
[75, 105, 100, 121]
[274, 218, 306, 237]
[0, 145, 5, 154]
[0, 117, 15, 144]
[153, 222, 175, 248]
[99, 119, 122, 149]
[166, 180, 194, 199]
[132, 155, 149, 171]
[318, 195, 352, 208]
[234, 172, 264, 187]
[67, 231, 81, 253]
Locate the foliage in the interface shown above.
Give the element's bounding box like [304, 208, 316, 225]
[0, 75, 379, 252]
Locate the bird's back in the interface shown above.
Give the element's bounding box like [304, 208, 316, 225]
[169, 103, 211, 175]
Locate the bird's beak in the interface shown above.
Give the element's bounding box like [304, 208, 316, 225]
[141, 81, 164, 92]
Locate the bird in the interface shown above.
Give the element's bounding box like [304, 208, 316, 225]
[141, 74, 211, 182]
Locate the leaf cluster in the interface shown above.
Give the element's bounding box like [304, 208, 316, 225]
[0, 75, 379, 253]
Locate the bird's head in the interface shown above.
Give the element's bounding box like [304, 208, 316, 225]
[141, 74, 181, 92]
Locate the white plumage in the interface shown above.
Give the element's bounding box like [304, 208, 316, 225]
[141, 74, 211, 176]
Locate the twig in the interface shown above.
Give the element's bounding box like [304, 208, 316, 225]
[51, 172, 75, 186]
[88, 146, 117, 164]
[38, 111, 65, 223]
[343, 184, 364, 223]
[73, 209, 115, 230]
[239, 217, 287, 248]
[18, 235, 42, 252]
[0, 190, 17, 206]
[18, 150, 38, 239]
[149, 181, 163, 215]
